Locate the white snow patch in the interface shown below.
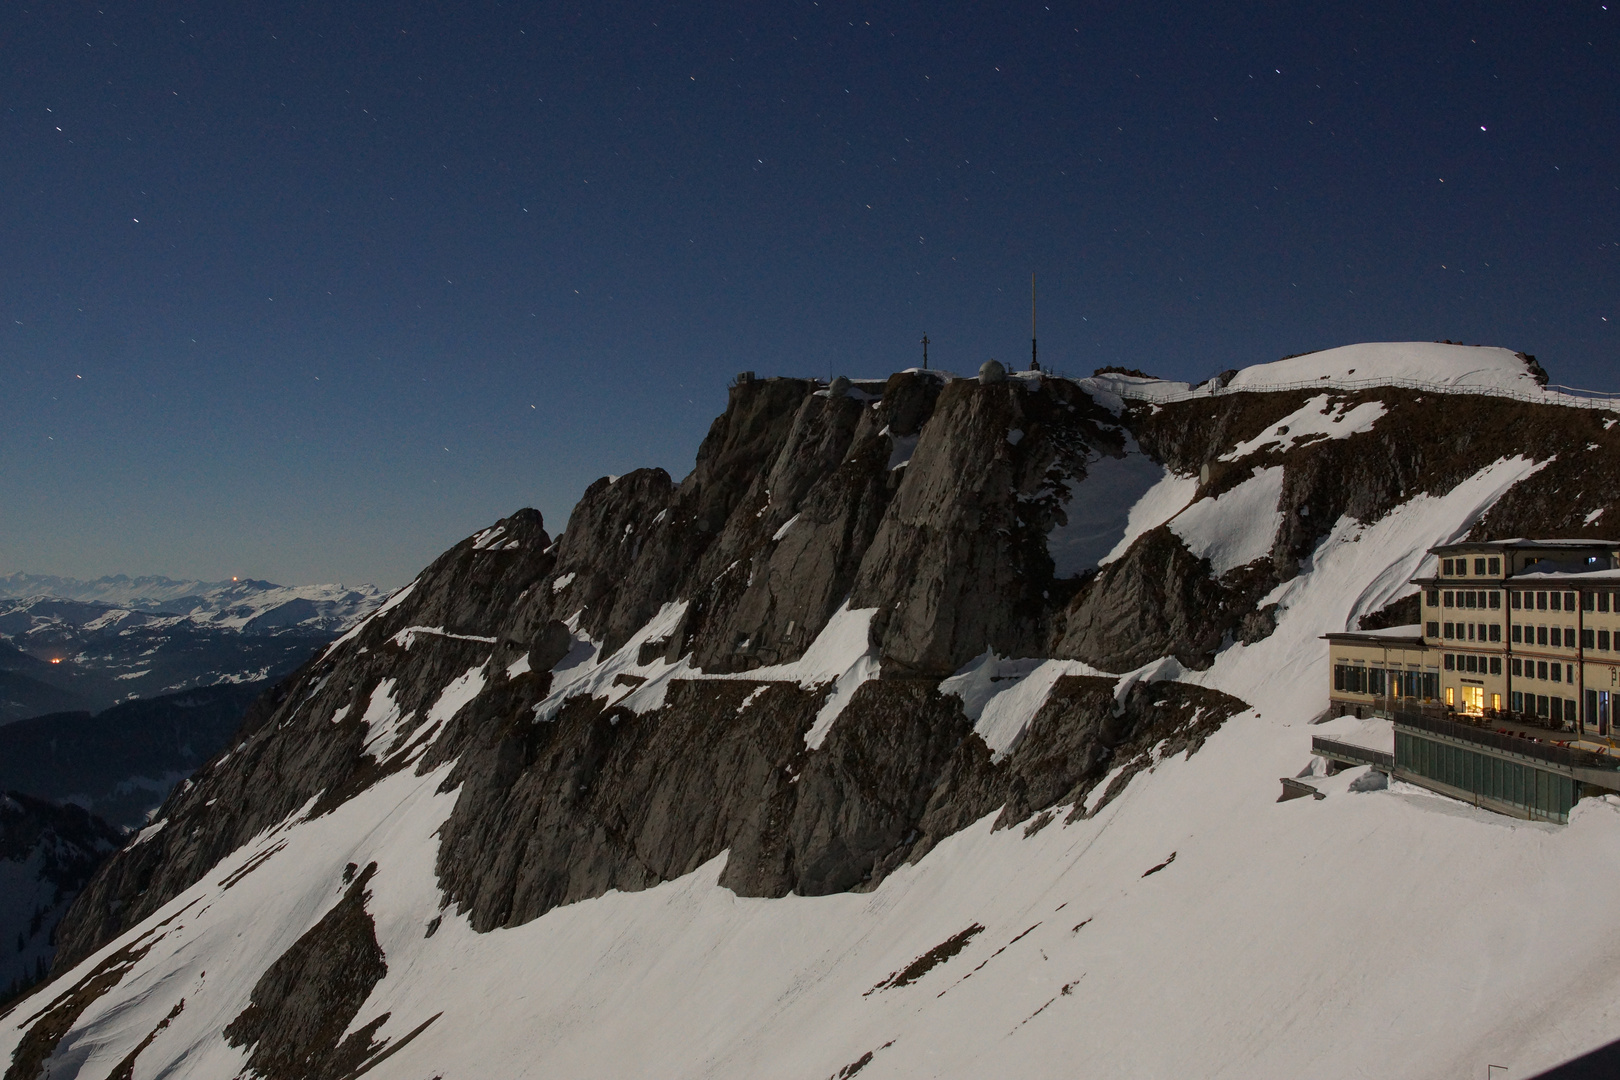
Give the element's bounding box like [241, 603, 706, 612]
[802, 651, 880, 750]
[115, 670, 150, 681]
[388, 626, 497, 649]
[329, 704, 351, 725]
[1169, 466, 1286, 575]
[1112, 655, 1190, 709]
[1007, 428, 1024, 446]
[746, 604, 882, 749]
[1098, 470, 1201, 566]
[358, 678, 406, 759]
[1218, 395, 1388, 461]
[129, 817, 167, 846]
[531, 598, 880, 746]
[408, 665, 487, 756]
[772, 515, 801, 542]
[1587, 508, 1605, 525]
[534, 601, 691, 721]
[1226, 341, 1546, 395]
[941, 653, 1107, 759]
[470, 525, 507, 550]
[552, 572, 576, 593]
[506, 652, 532, 678]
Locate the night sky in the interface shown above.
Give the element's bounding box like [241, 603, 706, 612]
[4, 2, 1617, 588]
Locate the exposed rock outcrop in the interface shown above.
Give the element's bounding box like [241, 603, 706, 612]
[223, 863, 389, 1080]
[50, 365, 1619, 997]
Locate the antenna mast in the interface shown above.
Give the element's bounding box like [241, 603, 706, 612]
[920, 332, 930, 371]
[1030, 273, 1039, 372]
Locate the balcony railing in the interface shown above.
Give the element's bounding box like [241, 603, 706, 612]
[1391, 708, 1620, 772]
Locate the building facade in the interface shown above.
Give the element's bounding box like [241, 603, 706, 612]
[1328, 539, 1620, 740]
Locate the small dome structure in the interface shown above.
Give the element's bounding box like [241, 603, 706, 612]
[828, 375, 852, 398]
[978, 359, 1006, 385]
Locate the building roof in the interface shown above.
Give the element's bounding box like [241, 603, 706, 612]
[1322, 624, 1426, 645]
[1428, 538, 1620, 553]
[1513, 567, 1620, 585]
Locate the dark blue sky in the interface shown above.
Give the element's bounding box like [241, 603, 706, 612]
[4, 1, 1617, 587]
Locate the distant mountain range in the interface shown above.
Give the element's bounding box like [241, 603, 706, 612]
[0, 572, 385, 630]
[0, 574, 385, 723]
[0, 576, 389, 1006]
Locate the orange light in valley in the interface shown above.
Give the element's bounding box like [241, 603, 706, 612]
[49, 658, 62, 664]
[233, 576, 239, 581]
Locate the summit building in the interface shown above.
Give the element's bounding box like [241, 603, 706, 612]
[1321, 539, 1620, 822]
[1327, 539, 1620, 736]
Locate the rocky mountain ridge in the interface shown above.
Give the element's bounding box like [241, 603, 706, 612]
[9, 343, 1620, 1079]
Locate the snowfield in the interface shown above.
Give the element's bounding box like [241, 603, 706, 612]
[1224, 341, 1547, 395]
[7, 349, 1618, 1079]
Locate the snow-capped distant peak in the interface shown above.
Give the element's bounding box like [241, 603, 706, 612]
[0, 575, 387, 634]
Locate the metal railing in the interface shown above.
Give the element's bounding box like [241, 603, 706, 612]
[1392, 709, 1620, 772]
[1311, 737, 1395, 771]
[1071, 373, 1620, 413]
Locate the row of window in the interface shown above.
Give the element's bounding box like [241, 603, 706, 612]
[1510, 692, 1577, 724]
[1512, 624, 1578, 648]
[1431, 589, 1501, 610]
[1443, 653, 1503, 675]
[1441, 557, 1502, 577]
[1441, 622, 1501, 642]
[1432, 586, 1620, 612]
[1428, 587, 1620, 613]
[1511, 590, 1580, 612]
[1332, 665, 1439, 699]
[1428, 623, 1620, 650]
[1511, 658, 1576, 683]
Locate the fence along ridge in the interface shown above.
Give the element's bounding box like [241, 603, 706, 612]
[1072, 373, 1620, 411]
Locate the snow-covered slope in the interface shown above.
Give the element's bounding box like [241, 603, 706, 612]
[1224, 340, 1548, 394]
[8, 351, 1620, 1079]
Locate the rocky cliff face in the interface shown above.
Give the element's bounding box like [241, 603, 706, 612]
[15, 347, 1620, 1079]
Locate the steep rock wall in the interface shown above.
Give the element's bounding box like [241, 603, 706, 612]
[50, 371, 1617, 989]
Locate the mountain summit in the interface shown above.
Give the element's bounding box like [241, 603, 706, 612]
[5, 343, 1618, 1079]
